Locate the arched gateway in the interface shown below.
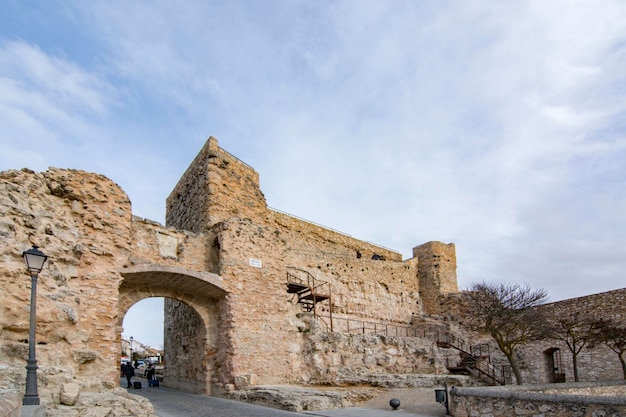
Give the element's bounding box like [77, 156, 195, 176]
[118, 265, 227, 393]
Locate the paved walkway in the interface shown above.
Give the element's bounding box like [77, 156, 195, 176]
[125, 378, 445, 417]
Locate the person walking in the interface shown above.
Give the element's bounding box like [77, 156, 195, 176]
[122, 362, 135, 388]
[146, 363, 157, 387]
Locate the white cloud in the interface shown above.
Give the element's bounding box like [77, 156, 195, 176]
[1, 0, 625, 348]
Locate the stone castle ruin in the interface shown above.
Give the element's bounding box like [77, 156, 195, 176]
[1, 136, 624, 415]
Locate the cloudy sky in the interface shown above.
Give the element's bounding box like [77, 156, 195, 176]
[2, 1, 625, 349]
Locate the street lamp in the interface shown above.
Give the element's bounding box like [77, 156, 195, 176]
[22, 245, 48, 406]
[129, 336, 134, 364]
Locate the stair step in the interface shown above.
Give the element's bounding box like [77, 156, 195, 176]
[287, 282, 309, 293]
[299, 293, 330, 302]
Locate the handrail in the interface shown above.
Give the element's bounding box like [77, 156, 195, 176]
[287, 269, 329, 294]
[218, 147, 256, 172]
[316, 314, 430, 338]
[437, 332, 510, 385]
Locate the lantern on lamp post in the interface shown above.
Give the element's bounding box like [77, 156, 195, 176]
[22, 245, 48, 406]
[130, 336, 134, 364]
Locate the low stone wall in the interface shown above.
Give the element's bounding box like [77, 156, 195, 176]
[0, 393, 20, 417]
[450, 380, 626, 417]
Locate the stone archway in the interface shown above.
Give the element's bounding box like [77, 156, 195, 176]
[544, 347, 565, 383]
[117, 264, 228, 394]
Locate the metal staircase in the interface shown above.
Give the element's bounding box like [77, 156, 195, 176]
[286, 268, 331, 319]
[437, 332, 510, 385]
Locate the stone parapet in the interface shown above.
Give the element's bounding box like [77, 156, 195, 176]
[270, 209, 402, 262]
[450, 380, 626, 417]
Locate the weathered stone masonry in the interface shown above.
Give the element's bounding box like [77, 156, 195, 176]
[1, 136, 624, 417]
[0, 137, 457, 411]
[164, 137, 458, 388]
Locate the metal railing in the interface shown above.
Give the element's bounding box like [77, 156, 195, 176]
[437, 333, 490, 358]
[219, 146, 255, 172]
[287, 269, 330, 297]
[437, 331, 511, 385]
[287, 269, 332, 322]
[315, 314, 432, 338]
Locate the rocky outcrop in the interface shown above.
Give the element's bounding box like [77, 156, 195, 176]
[0, 167, 136, 414]
[224, 384, 381, 412]
[47, 388, 157, 417]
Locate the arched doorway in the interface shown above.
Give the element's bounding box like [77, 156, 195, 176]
[544, 347, 565, 383]
[118, 265, 228, 394]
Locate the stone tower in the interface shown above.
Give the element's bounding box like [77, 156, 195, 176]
[166, 136, 267, 232]
[414, 241, 458, 314]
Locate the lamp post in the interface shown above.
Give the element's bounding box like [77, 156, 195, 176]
[22, 245, 48, 406]
[129, 336, 134, 365]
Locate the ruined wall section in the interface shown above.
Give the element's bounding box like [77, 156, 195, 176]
[203, 212, 426, 386]
[270, 210, 420, 324]
[300, 321, 447, 384]
[271, 210, 402, 262]
[299, 256, 420, 325]
[166, 136, 267, 232]
[162, 137, 462, 386]
[0, 168, 133, 399]
[414, 241, 457, 314]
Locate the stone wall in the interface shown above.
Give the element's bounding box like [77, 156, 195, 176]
[433, 288, 626, 385]
[519, 288, 626, 384]
[128, 216, 209, 270]
[299, 317, 448, 384]
[450, 381, 626, 417]
[0, 168, 132, 398]
[163, 299, 209, 393]
[271, 210, 420, 323]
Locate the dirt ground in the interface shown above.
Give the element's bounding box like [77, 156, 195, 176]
[359, 388, 448, 416]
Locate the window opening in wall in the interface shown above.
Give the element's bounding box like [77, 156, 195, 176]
[208, 237, 220, 274]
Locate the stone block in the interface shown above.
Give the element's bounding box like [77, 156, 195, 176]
[60, 383, 80, 406]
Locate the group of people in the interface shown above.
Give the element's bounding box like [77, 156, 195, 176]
[121, 361, 157, 388]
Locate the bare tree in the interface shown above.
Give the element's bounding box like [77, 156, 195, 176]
[467, 281, 549, 385]
[547, 311, 604, 382]
[591, 320, 626, 379]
